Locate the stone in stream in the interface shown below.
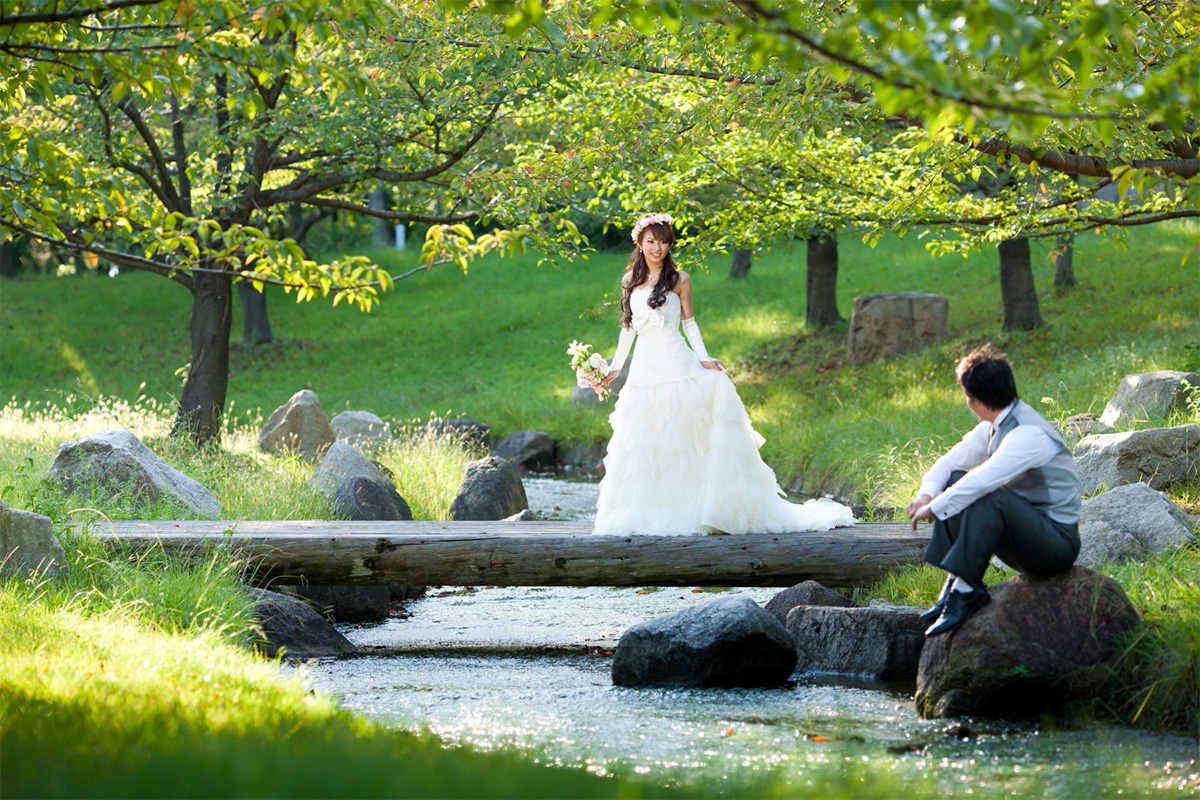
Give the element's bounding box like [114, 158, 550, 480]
[245, 587, 358, 659]
[763, 580, 854, 625]
[493, 430, 556, 470]
[0, 499, 67, 579]
[786, 604, 927, 679]
[448, 456, 528, 521]
[47, 429, 221, 517]
[915, 567, 1140, 719]
[275, 584, 393, 624]
[611, 596, 797, 688]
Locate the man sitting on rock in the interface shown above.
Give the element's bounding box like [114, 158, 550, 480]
[907, 345, 1082, 636]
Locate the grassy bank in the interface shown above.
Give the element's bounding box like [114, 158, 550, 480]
[2, 221, 1197, 501]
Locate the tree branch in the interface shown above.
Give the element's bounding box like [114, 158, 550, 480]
[115, 96, 183, 212]
[1, 0, 166, 26]
[306, 197, 479, 223]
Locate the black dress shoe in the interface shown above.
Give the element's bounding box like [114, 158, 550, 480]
[918, 575, 955, 622]
[925, 587, 990, 637]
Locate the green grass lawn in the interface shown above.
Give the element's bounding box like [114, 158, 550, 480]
[2, 220, 1197, 504]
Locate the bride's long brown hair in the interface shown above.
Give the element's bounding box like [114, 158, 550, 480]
[620, 222, 679, 329]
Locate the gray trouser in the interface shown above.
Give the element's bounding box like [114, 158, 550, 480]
[923, 476, 1080, 590]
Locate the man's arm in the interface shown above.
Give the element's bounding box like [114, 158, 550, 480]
[916, 421, 992, 500]
[927, 427, 1063, 520]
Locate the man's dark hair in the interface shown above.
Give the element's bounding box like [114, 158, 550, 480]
[955, 345, 1018, 410]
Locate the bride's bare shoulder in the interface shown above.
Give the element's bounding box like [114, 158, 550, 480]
[673, 271, 691, 291]
[621, 272, 635, 289]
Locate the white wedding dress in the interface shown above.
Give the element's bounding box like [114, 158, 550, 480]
[592, 285, 856, 535]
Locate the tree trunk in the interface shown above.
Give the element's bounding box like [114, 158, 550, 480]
[174, 268, 233, 444]
[729, 248, 752, 278]
[805, 233, 842, 329]
[1053, 233, 1076, 288]
[998, 237, 1045, 330]
[0, 237, 20, 277]
[368, 184, 391, 247]
[237, 280, 273, 344]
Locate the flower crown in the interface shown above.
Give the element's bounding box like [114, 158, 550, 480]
[631, 212, 674, 243]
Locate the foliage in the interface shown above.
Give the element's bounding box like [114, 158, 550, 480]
[446, 0, 1200, 259]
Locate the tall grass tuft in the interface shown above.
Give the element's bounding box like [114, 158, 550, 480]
[0, 396, 480, 523]
[1099, 546, 1200, 735]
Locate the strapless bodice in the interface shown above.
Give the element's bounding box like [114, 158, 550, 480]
[630, 284, 681, 333]
[624, 284, 703, 387]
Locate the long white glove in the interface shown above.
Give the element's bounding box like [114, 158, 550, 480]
[681, 317, 710, 361]
[608, 326, 636, 376]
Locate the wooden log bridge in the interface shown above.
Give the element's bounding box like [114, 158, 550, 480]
[76, 520, 929, 589]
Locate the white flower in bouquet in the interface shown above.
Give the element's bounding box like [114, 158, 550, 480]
[566, 341, 611, 400]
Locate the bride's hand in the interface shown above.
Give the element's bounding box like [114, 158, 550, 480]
[701, 359, 724, 371]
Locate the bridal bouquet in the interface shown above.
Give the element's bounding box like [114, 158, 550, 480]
[567, 340, 611, 400]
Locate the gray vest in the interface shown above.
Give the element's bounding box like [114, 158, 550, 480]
[989, 400, 1081, 525]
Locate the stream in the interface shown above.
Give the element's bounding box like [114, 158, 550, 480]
[305, 474, 1198, 795]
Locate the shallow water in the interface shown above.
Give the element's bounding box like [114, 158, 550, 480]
[306, 477, 1199, 795]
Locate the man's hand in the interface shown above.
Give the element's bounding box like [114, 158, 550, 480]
[907, 493, 935, 531]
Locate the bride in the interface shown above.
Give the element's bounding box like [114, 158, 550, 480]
[591, 213, 856, 536]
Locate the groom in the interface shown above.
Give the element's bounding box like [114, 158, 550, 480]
[906, 345, 1081, 637]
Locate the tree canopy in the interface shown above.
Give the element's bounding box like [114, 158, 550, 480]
[2, 0, 1197, 440]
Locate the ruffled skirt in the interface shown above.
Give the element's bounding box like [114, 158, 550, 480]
[592, 368, 856, 536]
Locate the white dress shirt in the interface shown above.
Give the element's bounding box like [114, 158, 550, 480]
[917, 403, 1063, 520]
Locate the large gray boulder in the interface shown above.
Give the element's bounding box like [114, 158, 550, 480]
[1074, 424, 1200, 495]
[559, 441, 607, 472]
[330, 410, 391, 453]
[311, 440, 392, 496]
[246, 587, 359, 658]
[915, 567, 1140, 719]
[275, 584, 392, 624]
[47, 430, 221, 517]
[0, 500, 67, 579]
[494, 430, 556, 470]
[1078, 482, 1195, 567]
[448, 456, 527, 521]
[333, 476, 412, 522]
[764, 580, 854, 626]
[1058, 413, 1116, 449]
[847, 292, 948, 366]
[612, 596, 797, 688]
[786, 605, 926, 679]
[258, 389, 336, 461]
[1100, 370, 1200, 428]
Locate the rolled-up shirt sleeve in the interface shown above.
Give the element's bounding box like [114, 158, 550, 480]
[928, 426, 1063, 520]
[917, 421, 991, 501]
